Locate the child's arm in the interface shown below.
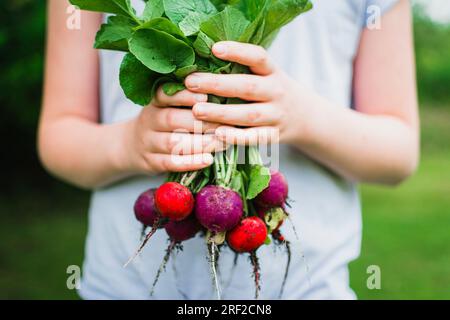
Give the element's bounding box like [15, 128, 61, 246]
[185, 0, 419, 185]
[38, 1, 217, 189]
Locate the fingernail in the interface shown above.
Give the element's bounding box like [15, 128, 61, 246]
[203, 154, 214, 165]
[215, 127, 226, 137]
[194, 104, 206, 117]
[213, 43, 227, 56]
[186, 75, 200, 89]
[195, 94, 207, 102]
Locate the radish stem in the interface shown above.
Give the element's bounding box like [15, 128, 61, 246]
[208, 240, 222, 300]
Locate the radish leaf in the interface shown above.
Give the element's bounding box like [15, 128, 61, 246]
[70, 0, 136, 17]
[141, 0, 164, 21]
[261, 0, 313, 47]
[246, 165, 270, 200]
[137, 18, 188, 43]
[119, 53, 159, 106]
[129, 29, 195, 74]
[163, 0, 217, 25]
[193, 32, 215, 58]
[94, 16, 136, 52]
[162, 82, 186, 96]
[179, 12, 211, 36]
[200, 6, 250, 42]
[174, 65, 198, 79]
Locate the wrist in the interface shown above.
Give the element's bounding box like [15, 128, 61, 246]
[110, 118, 143, 176]
[291, 90, 330, 149]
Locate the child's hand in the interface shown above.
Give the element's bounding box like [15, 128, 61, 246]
[185, 41, 313, 146]
[120, 89, 223, 175]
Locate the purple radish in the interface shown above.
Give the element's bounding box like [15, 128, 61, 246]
[165, 215, 202, 242]
[195, 185, 243, 233]
[255, 171, 288, 208]
[124, 189, 165, 268]
[134, 189, 159, 226]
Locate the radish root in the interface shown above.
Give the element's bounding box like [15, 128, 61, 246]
[273, 230, 291, 298]
[250, 251, 261, 299]
[140, 224, 147, 241]
[124, 218, 162, 268]
[150, 240, 177, 296]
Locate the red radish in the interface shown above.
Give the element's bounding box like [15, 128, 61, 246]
[155, 182, 194, 221]
[255, 171, 288, 208]
[227, 217, 268, 253]
[165, 215, 202, 242]
[134, 189, 159, 226]
[195, 185, 243, 233]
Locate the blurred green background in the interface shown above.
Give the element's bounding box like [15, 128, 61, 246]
[0, 1, 449, 299]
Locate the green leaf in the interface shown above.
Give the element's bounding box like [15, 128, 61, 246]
[70, 0, 136, 17]
[162, 82, 186, 96]
[94, 16, 136, 51]
[208, 95, 226, 104]
[129, 28, 195, 74]
[151, 76, 174, 97]
[264, 236, 271, 245]
[141, 0, 164, 21]
[211, 0, 239, 11]
[246, 165, 271, 200]
[249, 18, 266, 44]
[119, 53, 159, 106]
[230, 171, 243, 193]
[236, 0, 269, 43]
[234, 0, 267, 21]
[193, 32, 215, 58]
[264, 207, 288, 233]
[206, 230, 226, 245]
[137, 17, 188, 42]
[211, 62, 231, 74]
[163, 0, 217, 25]
[261, 0, 313, 46]
[196, 56, 212, 72]
[179, 12, 211, 36]
[174, 65, 198, 79]
[200, 6, 250, 42]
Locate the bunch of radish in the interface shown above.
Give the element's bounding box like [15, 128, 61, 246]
[127, 148, 293, 299]
[71, 0, 313, 300]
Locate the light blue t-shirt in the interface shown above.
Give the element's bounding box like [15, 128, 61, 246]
[79, 0, 399, 300]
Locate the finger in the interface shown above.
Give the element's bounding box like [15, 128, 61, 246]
[149, 132, 227, 155]
[185, 73, 274, 101]
[151, 107, 220, 133]
[193, 102, 280, 127]
[215, 126, 280, 146]
[212, 41, 274, 75]
[153, 88, 208, 107]
[149, 153, 214, 173]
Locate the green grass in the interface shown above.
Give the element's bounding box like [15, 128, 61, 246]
[1, 108, 449, 300]
[349, 107, 450, 299]
[0, 188, 88, 300]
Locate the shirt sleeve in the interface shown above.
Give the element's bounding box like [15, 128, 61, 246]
[363, 0, 400, 28]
